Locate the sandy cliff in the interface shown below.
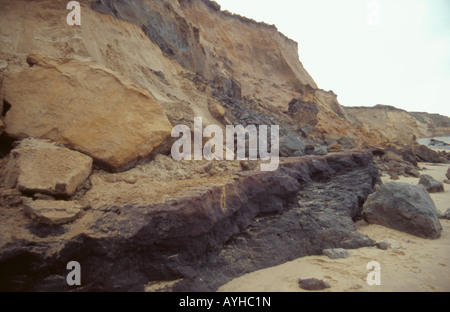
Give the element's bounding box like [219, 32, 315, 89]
[0, 0, 449, 292]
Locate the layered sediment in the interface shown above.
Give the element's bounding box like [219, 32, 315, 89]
[0, 151, 378, 291]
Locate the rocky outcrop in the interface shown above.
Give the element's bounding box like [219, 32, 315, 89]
[3, 139, 92, 197]
[362, 182, 442, 239]
[1, 54, 172, 172]
[0, 151, 379, 291]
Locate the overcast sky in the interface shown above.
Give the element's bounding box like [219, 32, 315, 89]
[215, 0, 450, 117]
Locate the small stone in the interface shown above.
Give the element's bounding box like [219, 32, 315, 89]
[209, 103, 226, 119]
[23, 199, 83, 225]
[299, 278, 331, 291]
[328, 144, 343, 153]
[240, 160, 258, 171]
[376, 239, 402, 250]
[314, 146, 328, 156]
[322, 248, 349, 259]
[0, 188, 24, 207]
[443, 180, 450, 185]
[446, 168, 450, 180]
[439, 209, 450, 220]
[405, 166, 421, 178]
[389, 173, 400, 181]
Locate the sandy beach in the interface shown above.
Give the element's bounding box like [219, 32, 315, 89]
[218, 163, 450, 292]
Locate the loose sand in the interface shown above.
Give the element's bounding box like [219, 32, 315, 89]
[218, 163, 450, 292]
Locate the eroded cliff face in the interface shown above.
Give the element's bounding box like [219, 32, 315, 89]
[0, 0, 385, 161]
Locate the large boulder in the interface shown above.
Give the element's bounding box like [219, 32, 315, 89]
[1, 54, 173, 172]
[418, 174, 445, 193]
[414, 144, 449, 164]
[288, 98, 320, 128]
[362, 182, 442, 239]
[3, 138, 92, 197]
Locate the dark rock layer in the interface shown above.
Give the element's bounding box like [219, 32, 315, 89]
[0, 151, 379, 292]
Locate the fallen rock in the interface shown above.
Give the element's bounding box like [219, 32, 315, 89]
[376, 239, 402, 250]
[338, 136, 357, 150]
[414, 144, 449, 164]
[23, 199, 83, 225]
[444, 179, 450, 185]
[305, 145, 315, 155]
[1, 54, 172, 172]
[362, 182, 442, 239]
[418, 174, 445, 193]
[382, 151, 404, 163]
[322, 248, 349, 259]
[209, 103, 226, 120]
[299, 278, 331, 291]
[328, 144, 343, 153]
[279, 135, 305, 157]
[439, 209, 450, 220]
[405, 166, 421, 178]
[288, 98, 320, 127]
[389, 173, 400, 181]
[447, 168, 450, 180]
[0, 188, 24, 207]
[3, 139, 93, 197]
[314, 146, 328, 156]
[239, 160, 258, 171]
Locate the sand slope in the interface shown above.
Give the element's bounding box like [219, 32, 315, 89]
[218, 163, 450, 292]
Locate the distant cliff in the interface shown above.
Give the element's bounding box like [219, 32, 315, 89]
[345, 105, 450, 145]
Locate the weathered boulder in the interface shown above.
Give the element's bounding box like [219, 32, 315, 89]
[1, 54, 172, 172]
[3, 139, 92, 197]
[418, 174, 445, 193]
[279, 135, 305, 157]
[414, 144, 449, 164]
[446, 168, 450, 180]
[23, 199, 83, 225]
[288, 98, 320, 127]
[362, 182, 442, 239]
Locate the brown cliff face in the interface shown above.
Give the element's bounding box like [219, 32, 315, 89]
[0, 0, 385, 159]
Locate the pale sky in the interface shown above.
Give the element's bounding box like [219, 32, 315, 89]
[215, 0, 450, 117]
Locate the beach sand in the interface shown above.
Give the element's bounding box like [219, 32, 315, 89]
[218, 163, 450, 292]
